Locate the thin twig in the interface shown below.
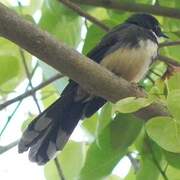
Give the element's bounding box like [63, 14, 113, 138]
[127, 152, 140, 173]
[59, 0, 110, 32]
[0, 74, 63, 111]
[159, 40, 180, 48]
[0, 64, 38, 136]
[157, 55, 180, 67]
[70, 0, 180, 20]
[0, 140, 19, 154]
[19, 48, 41, 113]
[54, 157, 66, 180]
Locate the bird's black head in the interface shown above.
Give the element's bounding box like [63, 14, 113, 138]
[126, 13, 168, 38]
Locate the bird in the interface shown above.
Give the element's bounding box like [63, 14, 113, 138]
[18, 13, 168, 165]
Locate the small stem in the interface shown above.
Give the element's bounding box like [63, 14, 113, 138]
[127, 152, 140, 172]
[59, 0, 110, 32]
[19, 48, 41, 113]
[157, 55, 180, 67]
[159, 40, 180, 48]
[0, 64, 38, 137]
[0, 140, 19, 154]
[70, 0, 180, 20]
[0, 74, 63, 111]
[54, 157, 66, 180]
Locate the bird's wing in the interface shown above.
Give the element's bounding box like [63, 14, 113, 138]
[62, 23, 132, 95]
[86, 23, 130, 62]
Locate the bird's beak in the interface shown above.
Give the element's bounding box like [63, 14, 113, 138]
[160, 32, 169, 38]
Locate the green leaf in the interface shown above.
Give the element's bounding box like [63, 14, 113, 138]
[80, 114, 142, 180]
[39, 0, 82, 47]
[114, 97, 153, 113]
[111, 113, 143, 149]
[160, 165, 180, 180]
[0, 38, 31, 95]
[97, 103, 112, 134]
[44, 141, 84, 180]
[40, 83, 59, 108]
[79, 129, 126, 180]
[83, 20, 116, 55]
[136, 140, 163, 180]
[124, 168, 136, 180]
[0, 56, 20, 85]
[82, 112, 99, 137]
[164, 150, 180, 169]
[107, 10, 130, 24]
[21, 114, 36, 132]
[87, 7, 109, 21]
[38, 61, 69, 94]
[146, 116, 180, 153]
[108, 175, 122, 180]
[167, 89, 180, 120]
[83, 24, 105, 55]
[167, 73, 180, 91]
[136, 155, 160, 180]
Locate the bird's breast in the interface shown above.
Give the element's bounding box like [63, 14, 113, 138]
[100, 39, 158, 82]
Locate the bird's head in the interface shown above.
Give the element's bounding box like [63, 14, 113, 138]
[126, 13, 168, 39]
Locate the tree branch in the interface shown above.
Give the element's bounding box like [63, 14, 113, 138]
[70, 0, 180, 20]
[157, 55, 180, 67]
[159, 40, 180, 48]
[0, 140, 19, 154]
[59, 0, 110, 32]
[0, 3, 169, 120]
[0, 74, 63, 110]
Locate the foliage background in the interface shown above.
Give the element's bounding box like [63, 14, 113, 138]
[1, 0, 180, 180]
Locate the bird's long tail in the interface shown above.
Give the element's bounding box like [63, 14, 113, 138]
[18, 87, 106, 165]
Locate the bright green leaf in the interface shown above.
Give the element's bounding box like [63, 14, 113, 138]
[136, 139, 164, 180]
[97, 103, 112, 134]
[79, 128, 126, 180]
[159, 165, 180, 180]
[0, 56, 20, 85]
[167, 89, 180, 120]
[108, 175, 122, 180]
[39, 0, 82, 47]
[167, 73, 180, 91]
[82, 112, 99, 137]
[83, 20, 116, 55]
[0, 38, 31, 95]
[45, 141, 84, 180]
[164, 150, 180, 169]
[21, 114, 36, 132]
[80, 113, 142, 180]
[136, 155, 160, 180]
[111, 113, 143, 149]
[40, 83, 59, 108]
[124, 168, 136, 180]
[146, 116, 180, 153]
[114, 97, 153, 113]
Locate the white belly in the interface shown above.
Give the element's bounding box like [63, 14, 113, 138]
[100, 39, 158, 82]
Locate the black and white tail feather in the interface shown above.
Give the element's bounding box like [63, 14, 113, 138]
[18, 82, 106, 165]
